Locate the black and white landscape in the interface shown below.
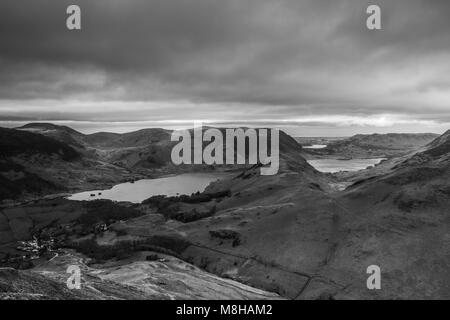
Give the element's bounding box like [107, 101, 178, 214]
[0, 0, 449, 300]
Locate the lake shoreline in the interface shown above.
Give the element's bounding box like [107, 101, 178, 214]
[307, 157, 387, 173]
[67, 172, 232, 203]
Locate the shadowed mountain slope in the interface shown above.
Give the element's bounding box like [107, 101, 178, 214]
[326, 130, 450, 299]
[0, 128, 81, 200]
[18, 123, 87, 150]
[0, 127, 138, 201]
[17, 123, 177, 170]
[345, 129, 450, 209]
[1, 127, 80, 161]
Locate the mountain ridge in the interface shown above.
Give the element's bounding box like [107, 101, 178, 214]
[301, 132, 439, 159]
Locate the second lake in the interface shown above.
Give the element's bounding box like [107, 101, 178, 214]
[307, 158, 386, 173]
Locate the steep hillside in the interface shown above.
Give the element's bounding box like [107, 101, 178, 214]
[0, 127, 138, 201]
[98, 128, 172, 148]
[349, 131, 450, 199]
[95, 129, 174, 170]
[82, 132, 121, 146]
[1, 127, 80, 161]
[0, 160, 59, 202]
[18, 123, 87, 150]
[0, 128, 81, 200]
[18, 123, 176, 170]
[406, 129, 450, 163]
[328, 130, 450, 298]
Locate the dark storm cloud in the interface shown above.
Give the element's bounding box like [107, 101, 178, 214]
[0, 0, 449, 131]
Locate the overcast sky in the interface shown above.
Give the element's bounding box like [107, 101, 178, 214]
[0, 0, 449, 135]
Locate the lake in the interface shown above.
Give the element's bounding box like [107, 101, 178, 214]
[307, 158, 386, 173]
[67, 173, 227, 203]
[303, 144, 327, 149]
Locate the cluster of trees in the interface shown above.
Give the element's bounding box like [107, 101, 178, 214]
[209, 229, 241, 247]
[0, 159, 58, 201]
[143, 189, 230, 207]
[67, 235, 191, 262]
[0, 252, 34, 270]
[77, 200, 145, 226]
[142, 190, 230, 222]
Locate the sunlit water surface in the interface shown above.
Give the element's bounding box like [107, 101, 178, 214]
[307, 158, 386, 173]
[68, 173, 227, 203]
